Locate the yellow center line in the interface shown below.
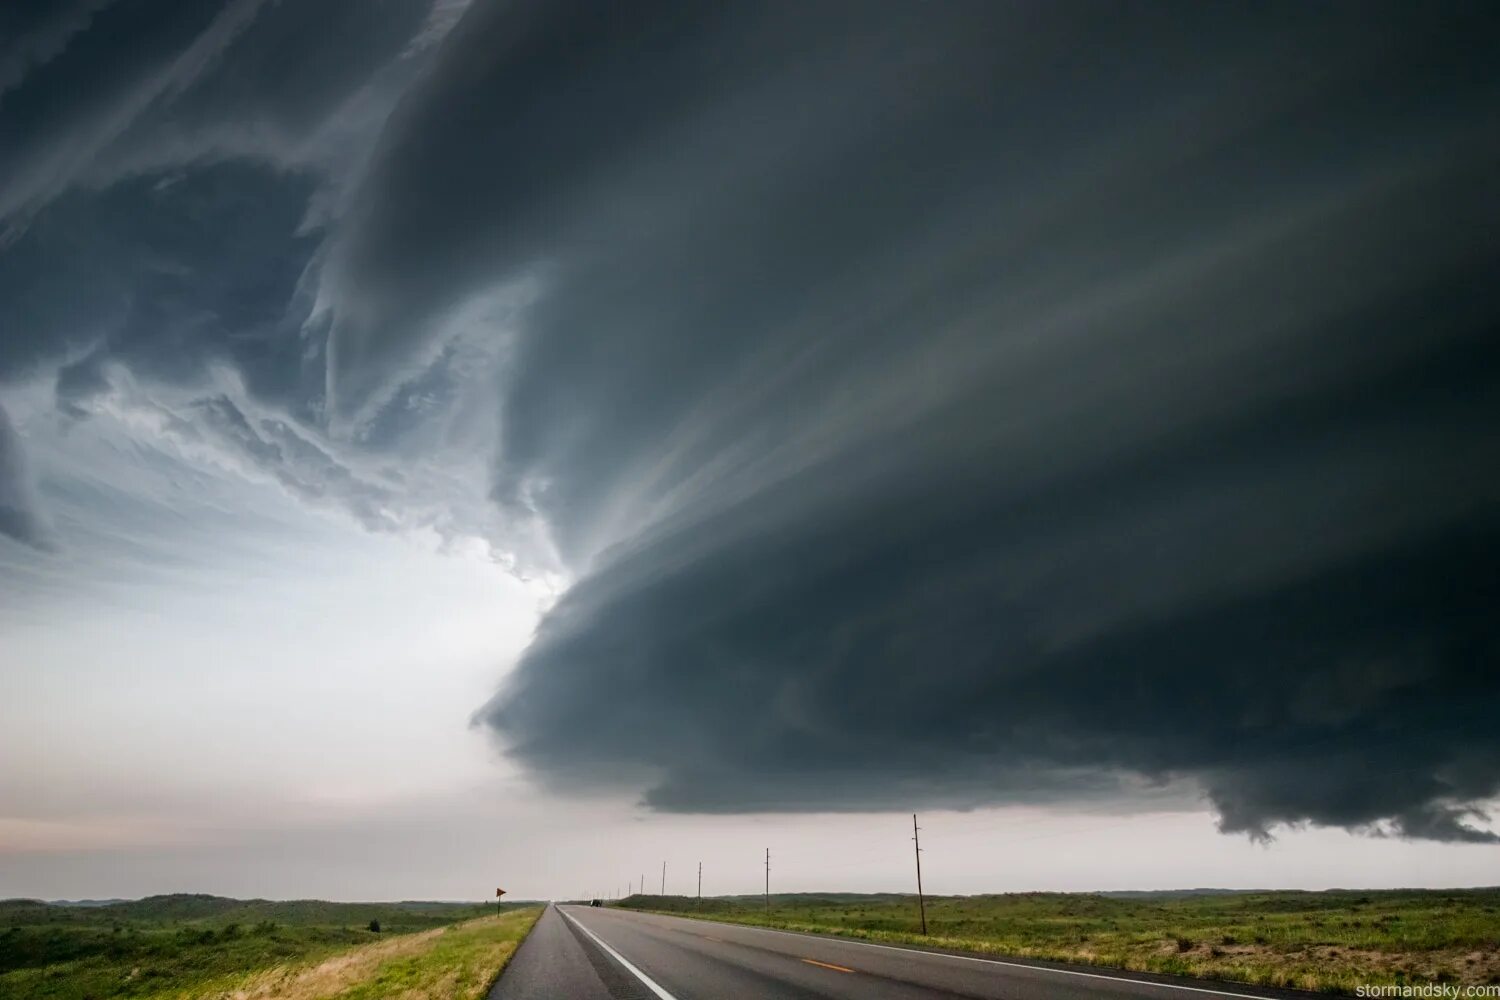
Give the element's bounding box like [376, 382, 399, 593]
[704, 935, 724, 942]
[802, 958, 855, 974]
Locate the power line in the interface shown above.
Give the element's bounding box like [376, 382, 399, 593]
[913, 813, 928, 935]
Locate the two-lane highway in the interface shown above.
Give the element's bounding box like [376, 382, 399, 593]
[490, 904, 1316, 1000]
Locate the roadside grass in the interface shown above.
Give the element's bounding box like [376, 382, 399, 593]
[192, 908, 541, 1000]
[617, 889, 1500, 994]
[0, 895, 537, 1000]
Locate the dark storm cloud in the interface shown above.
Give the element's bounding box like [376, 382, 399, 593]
[0, 0, 438, 381]
[0, 1, 109, 99]
[0, 0, 433, 224]
[429, 1, 1500, 841]
[3, 0, 1499, 842]
[1, 165, 320, 398]
[0, 402, 53, 550]
[0, 0, 449, 544]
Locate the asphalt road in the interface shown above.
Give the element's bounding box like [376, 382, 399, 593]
[489, 904, 1317, 1000]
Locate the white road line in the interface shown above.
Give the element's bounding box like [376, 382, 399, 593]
[560, 906, 680, 1000]
[616, 909, 1286, 1000]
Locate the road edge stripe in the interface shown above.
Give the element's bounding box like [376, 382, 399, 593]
[560, 906, 680, 1000]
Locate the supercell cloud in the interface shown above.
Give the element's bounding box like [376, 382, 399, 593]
[3, 1, 1499, 841]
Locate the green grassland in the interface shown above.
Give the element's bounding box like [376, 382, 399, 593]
[618, 888, 1500, 994]
[0, 894, 538, 1000]
[271, 908, 541, 1000]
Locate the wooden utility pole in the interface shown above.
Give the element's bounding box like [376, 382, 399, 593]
[697, 861, 702, 899]
[912, 814, 927, 934]
[661, 861, 666, 895]
[764, 848, 770, 913]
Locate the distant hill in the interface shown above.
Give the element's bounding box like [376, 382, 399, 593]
[103, 893, 248, 920]
[700, 892, 915, 905]
[1096, 888, 1266, 899]
[0, 894, 502, 929]
[0, 900, 57, 923]
[1096, 887, 1500, 900]
[617, 887, 1500, 908]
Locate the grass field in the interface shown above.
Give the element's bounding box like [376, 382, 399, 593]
[618, 889, 1500, 994]
[0, 894, 540, 1000]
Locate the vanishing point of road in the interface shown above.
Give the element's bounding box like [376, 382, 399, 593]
[489, 904, 1317, 1000]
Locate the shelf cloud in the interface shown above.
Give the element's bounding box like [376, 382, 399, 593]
[3, 0, 1498, 842]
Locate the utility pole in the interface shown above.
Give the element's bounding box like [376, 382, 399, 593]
[912, 813, 927, 935]
[697, 861, 702, 900]
[661, 861, 666, 896]
[764, 848, 770, 913]
[641, 874, 645, 897]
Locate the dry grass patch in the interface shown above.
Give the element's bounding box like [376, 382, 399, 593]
[213, 926, 446, 1000]
[182, 909, 541, 1000]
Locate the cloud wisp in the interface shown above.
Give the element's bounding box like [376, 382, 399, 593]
[0, 401, 54, 550]
[2, 1, 1498, 844]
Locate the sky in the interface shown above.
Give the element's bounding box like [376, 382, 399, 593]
[1, 0, 1498, 902]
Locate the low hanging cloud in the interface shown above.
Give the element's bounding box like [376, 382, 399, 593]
[2, 1, 1499, 841]
[442, 1, 1500, 841]
[0, 0, 472, 548]
[0, 401, 54, 550]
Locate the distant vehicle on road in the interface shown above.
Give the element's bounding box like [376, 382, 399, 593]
[590, 899, 602, 907]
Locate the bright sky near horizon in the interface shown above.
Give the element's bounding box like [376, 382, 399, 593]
[2, 1, 1498, 901]
[3, 400, 1493, 900]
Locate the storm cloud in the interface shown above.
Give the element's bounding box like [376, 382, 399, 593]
[4, 2, 1500, 842]
[437, 1, 1500, 840]
[0, 0, 494, 550]
[0, 401, 53, 550]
